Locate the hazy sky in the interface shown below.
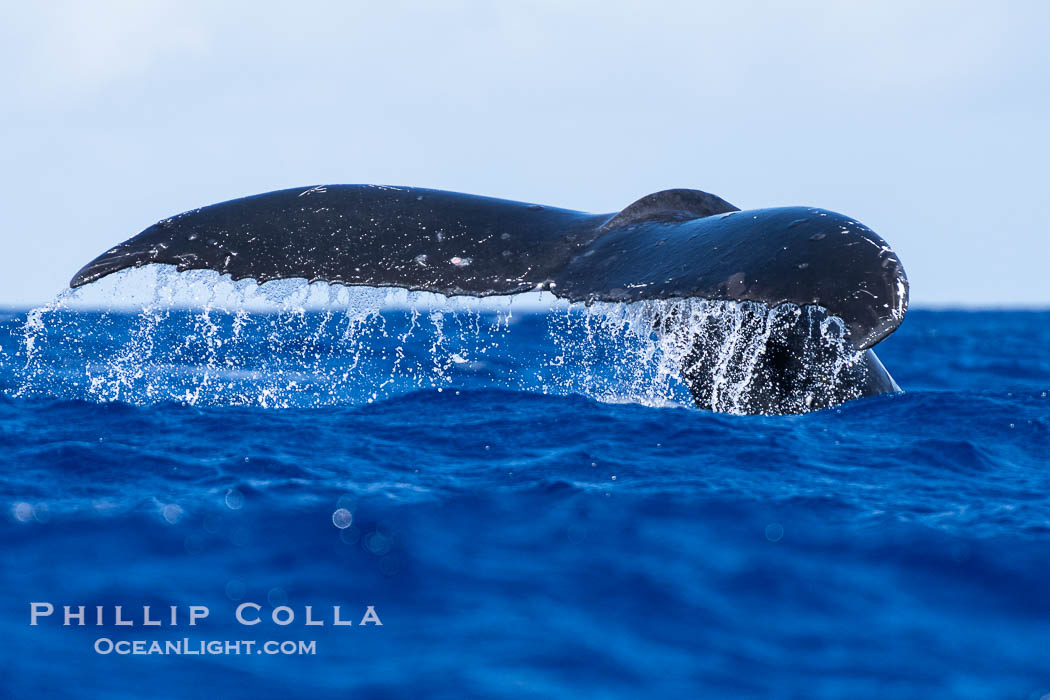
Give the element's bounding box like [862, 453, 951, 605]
[1, 1, 1047, 307]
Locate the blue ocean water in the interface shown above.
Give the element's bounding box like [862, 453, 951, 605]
[0, 296, 1047, 698]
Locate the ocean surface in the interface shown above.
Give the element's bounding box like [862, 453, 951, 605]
[0, 278, 1047, 698]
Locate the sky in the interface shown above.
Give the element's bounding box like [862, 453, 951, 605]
[1, 0, 1047, 307]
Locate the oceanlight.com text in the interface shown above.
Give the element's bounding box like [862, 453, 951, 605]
[94, 638, 317, 656]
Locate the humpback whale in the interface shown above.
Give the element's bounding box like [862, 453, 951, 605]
[70, 185, 908, 414]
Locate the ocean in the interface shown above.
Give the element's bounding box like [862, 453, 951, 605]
[0, 279, 1047, 698]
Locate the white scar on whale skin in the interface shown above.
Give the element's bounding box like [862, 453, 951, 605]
[7, 264, 872, 415]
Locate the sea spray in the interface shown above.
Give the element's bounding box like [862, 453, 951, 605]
[5, 264, 867, 413]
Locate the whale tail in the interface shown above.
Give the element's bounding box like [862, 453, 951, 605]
[671, 303, 898, 414]
[68, 185, 908, 414]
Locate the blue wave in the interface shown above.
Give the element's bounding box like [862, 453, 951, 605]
[1, 308, 1048, 698]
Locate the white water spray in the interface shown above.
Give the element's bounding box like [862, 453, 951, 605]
[4, 264, 867, 413]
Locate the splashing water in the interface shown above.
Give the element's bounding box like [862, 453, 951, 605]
[1, 264, 867, 413]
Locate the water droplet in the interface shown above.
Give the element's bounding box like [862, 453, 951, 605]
[364, 531, 392, 555]
[332, 508, 353, 529]
[765, 523, 784, 542]
[339, 526, 361, 545]
[267, 587, 288, 607]
[225, 580, 246, 601]
[12, 502, 33, 522]
[225, 489, 244, 510]
[162, 504, 184, 524]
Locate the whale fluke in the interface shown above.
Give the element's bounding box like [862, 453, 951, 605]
[69, 184, 909, 413]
